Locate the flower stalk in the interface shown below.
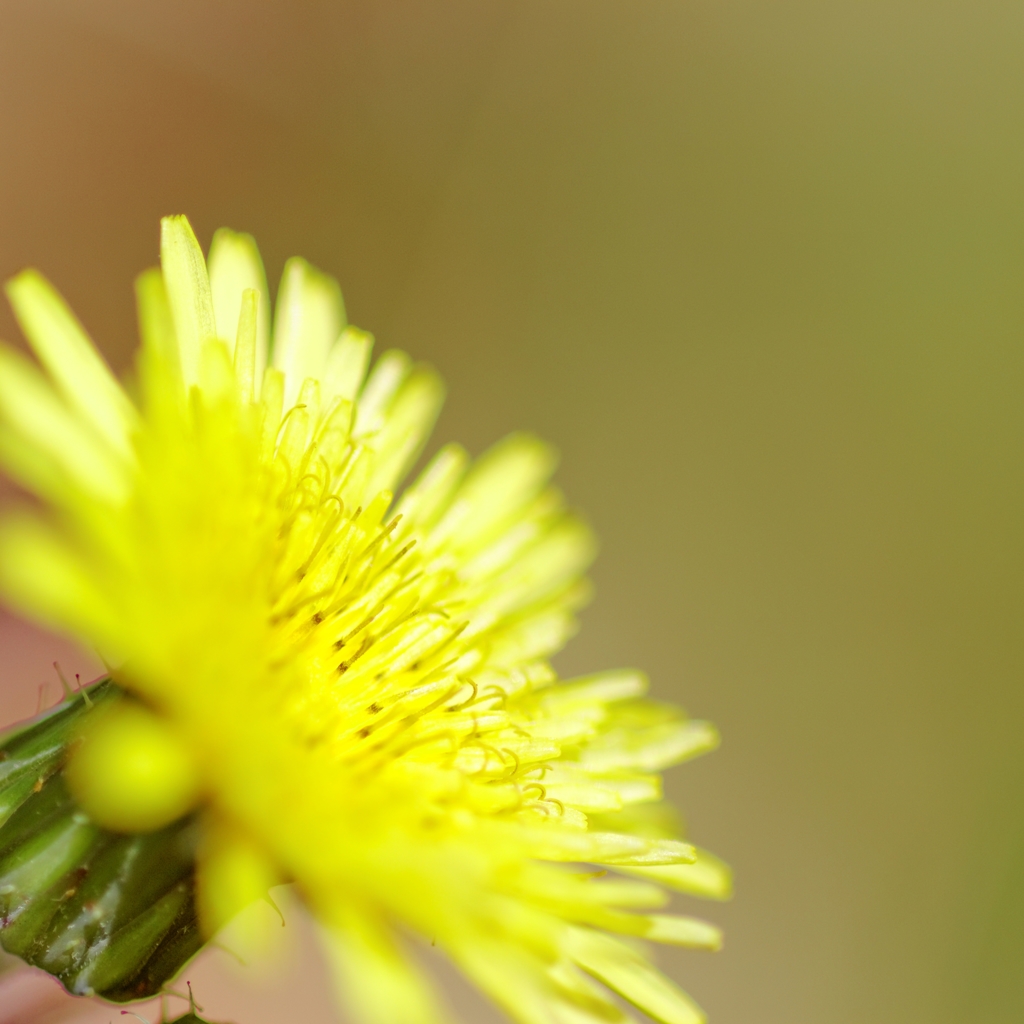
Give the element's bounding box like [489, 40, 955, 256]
[0, 683, 202, 1001]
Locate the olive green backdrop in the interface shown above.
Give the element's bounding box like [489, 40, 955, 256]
[0, 2, 1022, 1022]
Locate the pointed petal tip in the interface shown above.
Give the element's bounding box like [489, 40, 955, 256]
[4, 265, 42, 297]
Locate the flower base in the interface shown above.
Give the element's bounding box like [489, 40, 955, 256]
[0, 682, 203, 1001]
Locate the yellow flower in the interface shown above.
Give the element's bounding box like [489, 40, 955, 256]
[0, 216, 728, 1024]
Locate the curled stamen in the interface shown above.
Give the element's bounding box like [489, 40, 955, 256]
[337, 635, 374, 674]
[539, 798, 565, 818]
[353, 516, 402, 567]
[269, 581, 346, 626]
[446, 680, 478, 712]
[462, 740, 508, 776]
[296, 503, 345, 577]
[378, 539, 417, 576]
[331, 445, 364, 494]
[321, 491, 344, 517]
[462, 684, 508, 712]
[355, 683, 467, 757]
[379, 728, 462, 768]
[273, 403, 308, 450]
[295, 470, 329, 506]
[500, 747, 521, 778]
[520, 782, 547, 803]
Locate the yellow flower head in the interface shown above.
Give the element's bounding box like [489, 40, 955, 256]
[0, 217, 728, 1024]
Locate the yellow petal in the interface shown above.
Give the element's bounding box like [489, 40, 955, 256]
[566, 927, 706, 1024]
[233, 288, 260, 404]
[429, 433, 557, 555]
[197, 821, 281, 950]
[208, 227, 271, 386]
[354, 348, 410, 436]
[363, 366, 446, 498]
[161, 214, 216, 388]
[392, 443, 468, 532]
[0, 514, 114, 639]
[0, 345, 130, 502]
[642, 914, 723, 950]
[134, 267, 182, 392]
[541, 670, 650, 710]
[616, 848, 733, 901]
[5, 269, 137, 462]
[581, 721, 720, 773]
[272, 257, 345, 407]
[322, 910, 448, 1024]
[322, 326, 373, 404]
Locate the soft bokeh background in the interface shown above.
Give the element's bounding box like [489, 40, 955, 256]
[0, 1, 1022, 1021]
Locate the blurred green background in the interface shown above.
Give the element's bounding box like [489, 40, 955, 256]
[1, 2, 1023, 1022]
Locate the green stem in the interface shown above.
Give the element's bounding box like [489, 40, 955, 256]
[0, 682, 204, 1002]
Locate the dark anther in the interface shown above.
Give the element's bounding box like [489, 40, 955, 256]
[368, 703, 382, 714]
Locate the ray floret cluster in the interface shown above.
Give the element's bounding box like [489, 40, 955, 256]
[0, 216, 728, 1024]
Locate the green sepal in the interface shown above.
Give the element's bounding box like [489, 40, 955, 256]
[0, 682, 205, 1002]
